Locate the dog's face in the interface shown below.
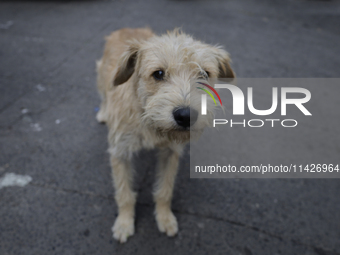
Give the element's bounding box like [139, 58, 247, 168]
[113, 30, 234, 142]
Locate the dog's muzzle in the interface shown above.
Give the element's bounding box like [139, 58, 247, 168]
[173, 107, 198, 128]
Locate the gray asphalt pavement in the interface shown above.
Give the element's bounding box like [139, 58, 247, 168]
[0, 0, 340, 254]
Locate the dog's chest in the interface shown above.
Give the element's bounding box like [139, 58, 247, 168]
[138, 128, 168, 149]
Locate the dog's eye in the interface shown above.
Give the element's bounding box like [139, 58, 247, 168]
[152, 70, 165, 81]
[199, 71, 209, 79]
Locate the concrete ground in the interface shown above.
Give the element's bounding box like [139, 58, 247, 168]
[0, 0, 340, 254]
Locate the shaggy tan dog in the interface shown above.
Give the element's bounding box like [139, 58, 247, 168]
[96, 27, 234, 243]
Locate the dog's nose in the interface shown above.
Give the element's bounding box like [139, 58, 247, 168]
[173, 107, 198, 128]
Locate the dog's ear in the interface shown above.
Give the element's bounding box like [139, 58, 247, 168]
[215, 48, 235, 79]
[113, 42, 140, 86]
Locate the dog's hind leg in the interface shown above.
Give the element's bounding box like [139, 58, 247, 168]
[96, 98, 107, 124]
[153, 145, 183, 237]
[110, 155, 136, 243]
[95, 59, 108, 123]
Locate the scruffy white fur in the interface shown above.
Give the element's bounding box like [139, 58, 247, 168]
[96, 27, 234, 243]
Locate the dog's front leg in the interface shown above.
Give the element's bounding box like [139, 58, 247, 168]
[153, 146, 183, 237]
[110, 155, 136, 243]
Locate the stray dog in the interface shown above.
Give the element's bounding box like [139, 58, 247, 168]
[96, 27, 234, 243]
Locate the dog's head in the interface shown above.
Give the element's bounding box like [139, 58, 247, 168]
[113, 29, 235, 142]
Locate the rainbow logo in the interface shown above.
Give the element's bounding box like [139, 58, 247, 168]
[196, 82, 222, 106]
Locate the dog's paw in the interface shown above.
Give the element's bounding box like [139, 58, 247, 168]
[156, 210, 178, 237]
[112, 215, 135, 243]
